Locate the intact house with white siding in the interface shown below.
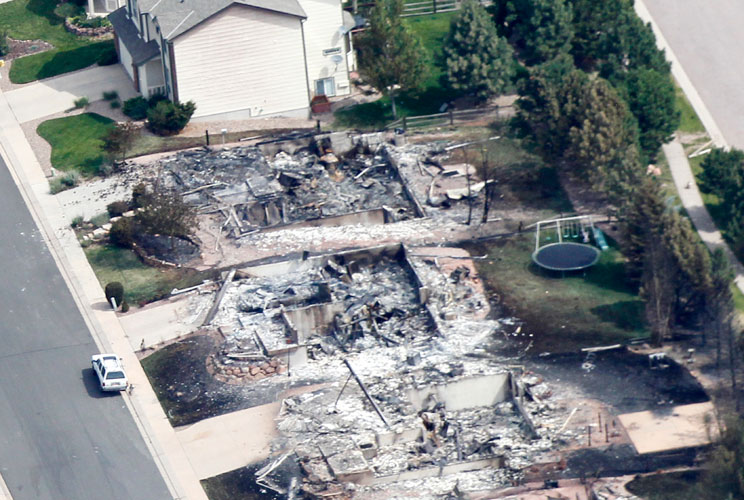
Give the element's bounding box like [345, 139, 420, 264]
[109, 0, 355, 120]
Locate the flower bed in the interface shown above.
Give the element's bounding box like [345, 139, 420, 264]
[64, 17, 113, 38]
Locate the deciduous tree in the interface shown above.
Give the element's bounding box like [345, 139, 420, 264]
[102, 122, 139, 162]
[356, 0, 428, 119]
[135, 187, 197, 243]
[443, 0, 514, 102]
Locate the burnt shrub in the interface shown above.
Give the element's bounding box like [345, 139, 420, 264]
[109, 217, 136, 248]
[106, 200, 129, 217]
[132, 182, 147, 208]
[146, 100, 196, 136]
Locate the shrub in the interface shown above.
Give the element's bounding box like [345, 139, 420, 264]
[102, 90, 119, 101]
[104, 282, 124, 309]
[147, 93, 169, 108]
[107, 200, 129, 217]
[49, 171, 80, 194]
[110, 100, 121, 109]
[54, 2, 84, 19]
[132, 183, 147, 208]
[90, 212, 110, 228]
[121, 299, 130, 313]
[109, 217, 136, 248]
[71, 16, 111, 29]
[0, 30, 9, 58]
[97, 47, 118, 66]
[73, 96, 89, 108]
[70, 215, 83, 228]
[122, 96, 149, 120]
[146, 100, 196, 136]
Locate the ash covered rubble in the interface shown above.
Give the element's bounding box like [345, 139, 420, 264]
[146, 142, 418, 238]
[205, 245, 563, 498]
[384, 142, 495, 224]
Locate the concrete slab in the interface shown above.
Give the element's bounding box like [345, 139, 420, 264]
[119, 292, 213, 351]
[175, 401, 281, 479]
[619, 401, 719, 455]
[3, 65, 137, 123]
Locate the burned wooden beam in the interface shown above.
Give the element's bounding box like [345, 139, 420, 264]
[343, 359, 390, 429]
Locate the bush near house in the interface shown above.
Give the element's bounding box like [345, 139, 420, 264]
[146, 100, 196, 136]
[122, 96, 149, 120]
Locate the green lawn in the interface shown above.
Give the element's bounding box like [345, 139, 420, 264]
[335, 11, 458, 129]
[37, 112, 115, 176]
[0, 0, 115, 83]
[465, 234, 647, 353]
[84, 244, 215, 306]
[675, 80, 706, 135]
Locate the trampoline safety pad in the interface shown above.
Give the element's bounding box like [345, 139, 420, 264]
[532, 242, 601, 271]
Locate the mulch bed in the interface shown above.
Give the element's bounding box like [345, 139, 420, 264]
[3, 37, 53, 61]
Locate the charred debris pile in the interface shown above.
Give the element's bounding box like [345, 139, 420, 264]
[148, 135, 419, 237]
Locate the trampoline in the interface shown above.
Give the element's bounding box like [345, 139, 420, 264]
[532, 242, 601, 271]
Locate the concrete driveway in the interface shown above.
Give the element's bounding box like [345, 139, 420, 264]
[641, 0, 744, 149]
[3, 65, 137, 124]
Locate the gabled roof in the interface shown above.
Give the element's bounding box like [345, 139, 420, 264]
[109, 7, 161, 65]
[138, 0, 307, 40]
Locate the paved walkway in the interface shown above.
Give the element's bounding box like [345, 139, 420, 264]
[0, 67, 207, 499]
[636, 0, 744, 295]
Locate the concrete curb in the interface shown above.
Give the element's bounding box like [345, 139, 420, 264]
[634, 0, 728, 149]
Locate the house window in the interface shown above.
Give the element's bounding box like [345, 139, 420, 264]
[315, 77, 335, 97]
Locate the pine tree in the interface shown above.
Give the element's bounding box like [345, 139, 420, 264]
[507, 0, 574, 65]
[356, 0, 428, 119]
[565, 76, 640, 198]
[443, 0, 514, 102]
[618, 68, 679, 160]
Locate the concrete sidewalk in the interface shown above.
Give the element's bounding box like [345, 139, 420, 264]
[0, 68, 208, 499]
[636, 0, 744, 295]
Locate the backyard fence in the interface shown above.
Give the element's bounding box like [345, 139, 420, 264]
[385, 105, 514, 131]
[348, 0, 491, 17]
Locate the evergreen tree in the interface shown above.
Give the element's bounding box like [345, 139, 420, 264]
[356, 0, 428, 119]
[618, 68, 679, 160]
[565, 76, 641, 198]
[443, 0, 514, 102]
[513, 55, 586, 159]
[506, 0, 574, 65]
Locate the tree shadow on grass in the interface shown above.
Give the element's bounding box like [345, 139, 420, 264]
[35, 40, 113, 80]
[26, 0, 63, 26]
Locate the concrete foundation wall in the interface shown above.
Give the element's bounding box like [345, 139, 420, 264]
[261, 208, 387, 234]
[361, 456, 505, 485]
[240, 244, 405, 278]
[283, 302, 346, 341]
[408, 373, 511, 411]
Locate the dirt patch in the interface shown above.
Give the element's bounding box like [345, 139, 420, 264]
[525, 349, 708, 414]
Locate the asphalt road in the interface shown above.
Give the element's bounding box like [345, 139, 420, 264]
[0, 156, 171, 500]
[643, 0, 744, 149]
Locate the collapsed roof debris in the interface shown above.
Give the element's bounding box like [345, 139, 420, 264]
[146, 143, 419, 238]
[202, 244, 568, 498]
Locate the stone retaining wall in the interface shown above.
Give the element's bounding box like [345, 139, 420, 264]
[64, 18, 113, 38]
